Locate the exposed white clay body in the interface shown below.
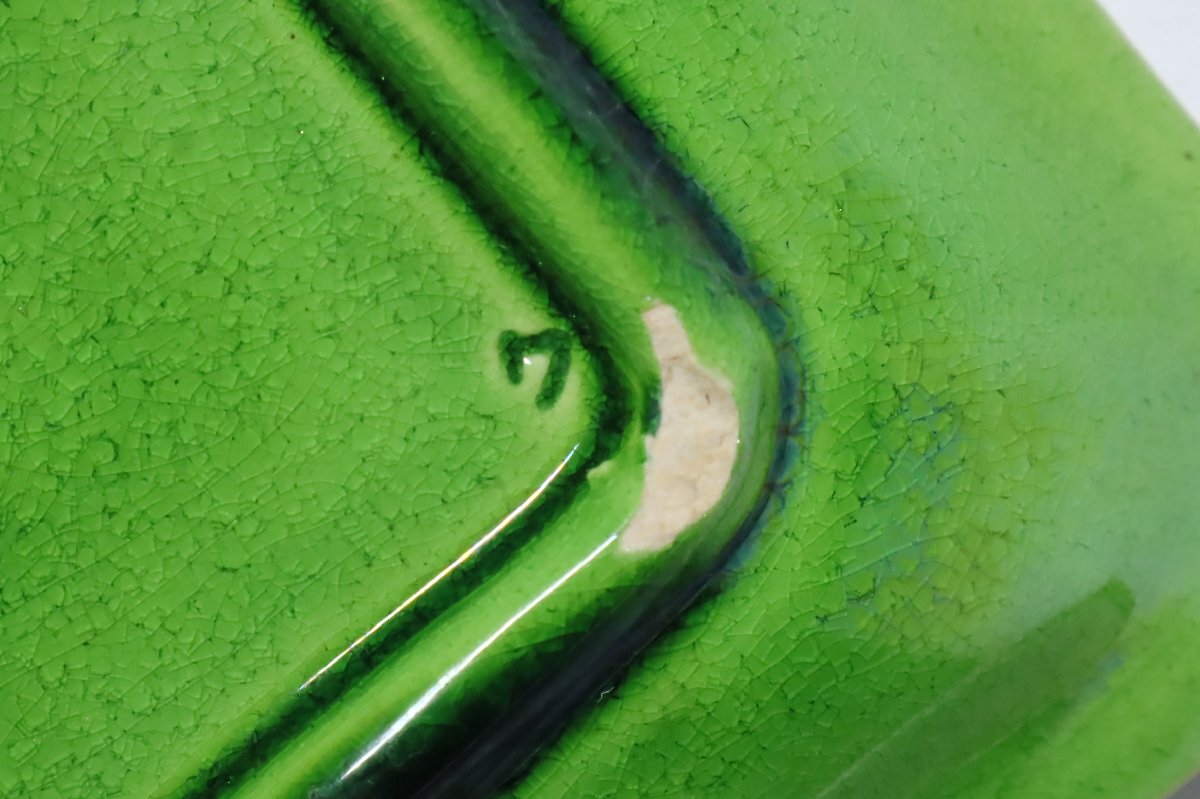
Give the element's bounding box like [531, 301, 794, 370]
[620, 305, 740, 553]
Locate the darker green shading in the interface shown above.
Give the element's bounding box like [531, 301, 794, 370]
[821, 579, 1135, 799]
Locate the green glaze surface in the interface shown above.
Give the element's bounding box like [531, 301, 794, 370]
[507, 1, 1200, 798]
[0, 1, 607, 794]
[4, 0, 789, 794]
[2, 0, 1199, 797]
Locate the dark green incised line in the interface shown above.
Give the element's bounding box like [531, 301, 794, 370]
[193, 0, 803, 794]
[300, 0, 801, 792]
[181, 3, 643, 793]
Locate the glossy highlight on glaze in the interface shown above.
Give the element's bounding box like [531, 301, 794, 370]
[339, 532, 618, 782]
[299, 445, 579, 694]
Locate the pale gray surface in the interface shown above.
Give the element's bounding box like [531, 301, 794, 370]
[1096, 0, 1200, 123]
[1175, 774, 1200, 799]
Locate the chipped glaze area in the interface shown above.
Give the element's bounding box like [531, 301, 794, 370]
[620, 305, 738, 553]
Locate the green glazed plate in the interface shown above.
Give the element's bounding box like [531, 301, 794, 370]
[2, 0, 1199, 797]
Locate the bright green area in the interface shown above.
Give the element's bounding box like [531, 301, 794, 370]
[0, 1, 602, 796]
[510, 1, 1200, 798]
[3, 0, 791, 794]
[5, 0, 1200, 796]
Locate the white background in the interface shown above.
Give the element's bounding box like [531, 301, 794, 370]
[1096, 0, 1200, 123]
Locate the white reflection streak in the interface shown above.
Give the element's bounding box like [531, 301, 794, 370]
[299, 445, 580, 693]
[341, 531, 619, 780]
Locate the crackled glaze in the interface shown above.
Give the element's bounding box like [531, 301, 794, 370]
[3, 0, 1200, 797]
[508, 2, 1200, 798]
[0, 2, 605, 795]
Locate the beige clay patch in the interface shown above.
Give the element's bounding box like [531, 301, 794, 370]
[620, 305, 740, 552]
